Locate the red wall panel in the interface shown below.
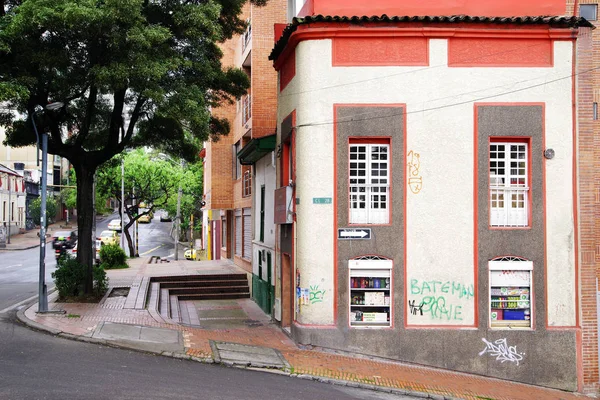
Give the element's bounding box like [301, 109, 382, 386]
[333, 37, 428, 66]
[448, 38, 553, 67]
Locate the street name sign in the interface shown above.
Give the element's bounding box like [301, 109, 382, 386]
[337, 228, 371, 240]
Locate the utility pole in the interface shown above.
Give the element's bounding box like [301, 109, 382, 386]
[7, 174, 11, 244]
[91, 172, 96, 264]
[174, 160, 183, 260]
[120, 158, 125, 251]
[38, 131, 49, 312]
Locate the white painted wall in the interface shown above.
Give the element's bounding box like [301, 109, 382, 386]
[277, 38, 576, 327]
[252, 152, 277, 281]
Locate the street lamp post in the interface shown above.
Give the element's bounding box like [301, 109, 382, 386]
[174, 164, 182, 260]
[31, 101, 64, 313]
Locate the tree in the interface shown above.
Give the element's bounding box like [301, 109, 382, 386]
[96, 149, 183, 256]
[0, 0, 262, 293]
[29, 197, 58, 227]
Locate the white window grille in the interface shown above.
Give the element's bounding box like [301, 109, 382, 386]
[242, 170, 252, 197]
[349, 144, 390, 224]
[489, 142, 529, 227]
[242, 95, 251, 125]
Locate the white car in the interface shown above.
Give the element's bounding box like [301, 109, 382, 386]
[56, 240, 102, 264]
[107, 219, 122, 232]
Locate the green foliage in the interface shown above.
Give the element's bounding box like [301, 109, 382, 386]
[52, 254, 108, 298]
[0, 0, 257, 293]
[29, 197, 57, 226]
[99, 243, 128, 269]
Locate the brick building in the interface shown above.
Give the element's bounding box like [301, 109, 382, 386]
[202, 1, 287, 317]
[567, 0, 600, 395]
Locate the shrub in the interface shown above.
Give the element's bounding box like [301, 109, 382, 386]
[99, 243, 128, 269]
[52, 255, 109, 299]
[52, 255, 86, 298]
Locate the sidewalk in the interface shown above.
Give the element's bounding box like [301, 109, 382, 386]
[0, 214, 111, 251]
[16, 257, 586, 400]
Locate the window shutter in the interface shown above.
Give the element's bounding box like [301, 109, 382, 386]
[235, 209, 242, 257]
[243, 208, 252, 259]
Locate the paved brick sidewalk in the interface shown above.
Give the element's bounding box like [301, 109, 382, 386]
[19, 257, 587, 400]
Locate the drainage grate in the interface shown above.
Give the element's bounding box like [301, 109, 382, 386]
[210, 341, 290, 370]
[108, 287, 130, 297]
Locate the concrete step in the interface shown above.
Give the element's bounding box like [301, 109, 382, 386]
[168, 286, 250, 296]
[160, 288, 170, 319]
[150, 274, 247, 283]
[177, 292, 251, 301]
[169, 295, 181, 323]
[159, 279, 249, 289]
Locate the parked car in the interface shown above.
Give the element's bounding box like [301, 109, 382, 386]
[159, 211, 172, 222]
[51, 230, 77, 250]
[107, 219, 122, 232]
[98, 230, 119, 246]
[138, 210, 152, 223]
[55, 240, 101, 264]
[184, 248, 196, 260]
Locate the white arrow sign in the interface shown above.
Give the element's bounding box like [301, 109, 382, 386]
[338, 228, 371, 240]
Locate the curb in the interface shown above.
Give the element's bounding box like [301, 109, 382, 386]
[15, 301, 466, 400]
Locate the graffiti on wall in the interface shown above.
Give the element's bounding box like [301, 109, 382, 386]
[309, 285, 326, 304]
[479, 338, 524, 365]
[408, 300, 424, 316]
[409, 279, 474, 321]
[407, 150, 422, 194]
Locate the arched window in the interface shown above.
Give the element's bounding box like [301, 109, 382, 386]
[348, 256, 392, 328]
[488, 256, 532, 329]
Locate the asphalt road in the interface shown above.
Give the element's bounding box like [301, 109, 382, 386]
[0, 217, 415, 400]
[0, 311, 412, 400]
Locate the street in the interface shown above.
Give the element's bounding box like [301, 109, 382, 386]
[0, 212, 177, 312]
[0, 217, 414, 400]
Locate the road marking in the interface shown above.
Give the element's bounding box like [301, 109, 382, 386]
[0, 293, 37, 314]
[0, 264, 23, 270]
[140, 244, 163, 256]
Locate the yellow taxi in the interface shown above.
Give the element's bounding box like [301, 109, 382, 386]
[184, 248, 196, 260]
[98, 230, 119, 245]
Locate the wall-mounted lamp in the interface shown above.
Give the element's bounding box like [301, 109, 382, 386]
[544, 148, 555, 159]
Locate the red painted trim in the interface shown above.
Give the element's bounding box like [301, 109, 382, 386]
[273, 25, 576, 69]
[571, 37, 580, 330]
[280, 48, 295, 92]
[347, 136, 393, 227]
[348, 137, 390, 144]
[332, 37, 429, 67]
[333, 107, 338, 324]
[304, 0, 566, 18]
[404, 325, 479, 330]
[448, 38, 553, 67]
[576, 328, 584, 392]
[473, 106, 479, 329]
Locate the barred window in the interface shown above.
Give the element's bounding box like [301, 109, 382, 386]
[349, 143, 390, 224]
[489, 141, 529, 227]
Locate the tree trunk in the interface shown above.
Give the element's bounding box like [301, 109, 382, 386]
[124, 221, 135, 257]
[74, 162, 96, 294]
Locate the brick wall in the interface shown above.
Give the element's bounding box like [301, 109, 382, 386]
[567, 1, 600, 394]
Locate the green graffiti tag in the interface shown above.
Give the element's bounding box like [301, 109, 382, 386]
[409, 279, 473, 321]
[309, 285, 326, 304]
[410, 279, 474, 300]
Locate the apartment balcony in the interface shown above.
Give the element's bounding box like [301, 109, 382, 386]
[241, 23, 252, 68]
